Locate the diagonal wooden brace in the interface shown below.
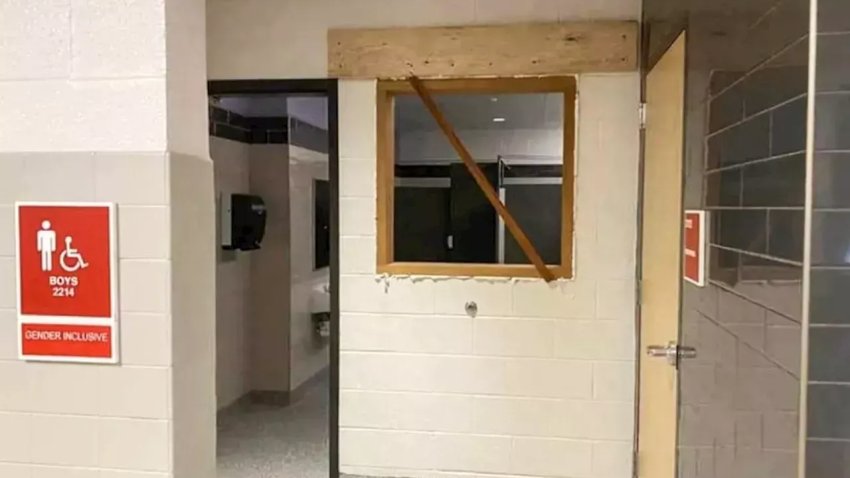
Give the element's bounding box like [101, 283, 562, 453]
[408, 76, 556, 282]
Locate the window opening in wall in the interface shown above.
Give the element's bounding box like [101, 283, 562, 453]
[377, 77, 576, 279]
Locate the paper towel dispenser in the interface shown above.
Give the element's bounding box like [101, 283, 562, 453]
[221, 193, 267, 251]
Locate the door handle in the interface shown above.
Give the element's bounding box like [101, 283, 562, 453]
[646, 341, 697, 367]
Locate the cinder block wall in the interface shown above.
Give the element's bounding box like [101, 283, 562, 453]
[338, 75, 639, 478]
[288, 150, 331, 390]
[212, 131, 331, 409]
[0, 1, 214, 476]
[207, 1, 643, 477]
[212, 136, 253, 409]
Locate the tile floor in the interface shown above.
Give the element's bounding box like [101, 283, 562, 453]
[217, 375, 330, 478]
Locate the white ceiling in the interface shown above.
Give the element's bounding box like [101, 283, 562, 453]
[288, 96, 328, 129]
[395, 93, 564, 131]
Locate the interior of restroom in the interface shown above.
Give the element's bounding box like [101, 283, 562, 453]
[392, 89, 566, 267]
[208, 93, 331, 478]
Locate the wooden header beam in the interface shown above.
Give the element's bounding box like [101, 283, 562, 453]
[407, 76, 556, 282]
[329, 21, 637, 79]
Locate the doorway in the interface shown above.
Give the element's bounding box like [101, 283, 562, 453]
[207, 79, 340, 478]
[636, 32, 686, 478]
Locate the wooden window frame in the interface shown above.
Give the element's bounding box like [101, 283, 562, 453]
[376, 76, 577, 279]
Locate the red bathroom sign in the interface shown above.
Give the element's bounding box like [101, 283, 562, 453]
[15, 202, 119, 363]
[683, 210, 706, 287]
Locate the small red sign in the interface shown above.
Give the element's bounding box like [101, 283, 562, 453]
[21, 323, 113, 359]
[683, 210, 706, 287]
[16, 202, 118, 363]
[18, 205, 113, 317]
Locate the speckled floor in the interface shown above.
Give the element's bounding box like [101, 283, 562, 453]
[217, 375, 330, 478]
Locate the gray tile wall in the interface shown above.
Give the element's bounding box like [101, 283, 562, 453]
[643, 0, 809, 476]
[806, 0, 850, 474]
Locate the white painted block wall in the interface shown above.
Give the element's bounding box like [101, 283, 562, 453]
[338, 74, 640, 478]
[288, 149, 332, 389]
[248, 144, 294, 394]
[208, 2, 640, 475]
[211, 136, 253, 409]
[0, 0, 214, 476]
[211, 137, 332, 406]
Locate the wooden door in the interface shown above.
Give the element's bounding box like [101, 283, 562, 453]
[637, 32, 686, 478]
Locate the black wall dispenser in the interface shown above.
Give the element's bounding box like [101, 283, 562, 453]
[221, 193, 267, 251]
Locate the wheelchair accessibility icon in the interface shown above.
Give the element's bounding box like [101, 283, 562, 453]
[60, 236, 89, 272]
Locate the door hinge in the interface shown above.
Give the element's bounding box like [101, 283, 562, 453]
[639, 102, 647, 129]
